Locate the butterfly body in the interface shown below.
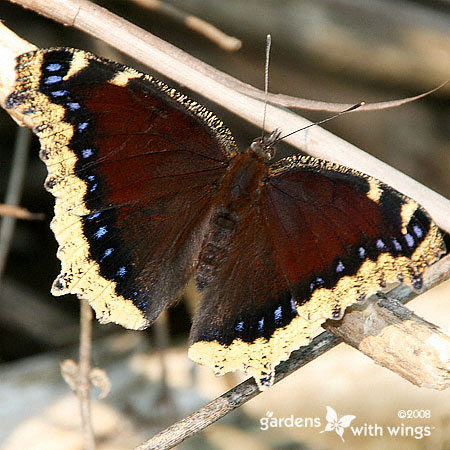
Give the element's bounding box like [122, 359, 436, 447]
[6, 48, 445, 389]
[196, 148, 269, 289]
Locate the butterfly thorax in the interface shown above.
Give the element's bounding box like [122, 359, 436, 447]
[195, 150, 268, 290]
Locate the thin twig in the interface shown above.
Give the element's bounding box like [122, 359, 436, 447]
[0, 127, 31, 285]
[1, 278, 79, 346]
[0, 203, 44, 220]
[134, 254, 450, 450]
[8, 0, 442, 112]
[154, 311, 172, 406]
[130, 0, 241, 51]
[78, 299, 96, 450]
[1, 7, 449, 232]
[134, 333, 341, 450]
[259, 80, 450, 112]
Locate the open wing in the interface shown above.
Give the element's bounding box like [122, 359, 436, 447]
[7, 48, 237, 329]
[189, 154, 445, 388]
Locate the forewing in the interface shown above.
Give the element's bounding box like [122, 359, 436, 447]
[6, 48, 237, 329]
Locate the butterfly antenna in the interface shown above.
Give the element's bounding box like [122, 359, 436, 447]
[277, 102, 365, 142]
[261, 34, 272, 141]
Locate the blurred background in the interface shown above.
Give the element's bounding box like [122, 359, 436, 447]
[0, 1, 449, 449]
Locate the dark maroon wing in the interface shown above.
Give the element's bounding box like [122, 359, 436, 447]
[6, 48, 238, 329]
[189, 154, 445, 388]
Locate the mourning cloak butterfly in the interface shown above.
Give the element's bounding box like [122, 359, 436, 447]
[6, 48, 445, 389]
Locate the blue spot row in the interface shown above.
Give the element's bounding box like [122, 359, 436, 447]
[51, 90, 68, 98]
[336, 260, 345, 273]
[41, 53, 135, 300]
[46, 63, 62, 72]
[404, 233, 414, 248]
[86, 175, 98, 192]
[78, 122, 89, 132]
[41, 62, 91, 142]
[44, 75, 63, 85]
[413, 224, 423, 238]
[357, 235, 414, 259]
[93, 226, 108, 239]
[100, 248, 114, 261]
[233, 297, 299, 336]
[67, 102, 81, 111]
[116, 266, 127, 278]
[82, 148, 94, 159]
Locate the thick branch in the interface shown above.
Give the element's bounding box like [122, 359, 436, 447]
[323, 254, 450, 390]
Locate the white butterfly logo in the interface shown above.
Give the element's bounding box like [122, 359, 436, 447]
[320, 406, 356, 442]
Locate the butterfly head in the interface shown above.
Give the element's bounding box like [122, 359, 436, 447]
[249, 129, 281, 161]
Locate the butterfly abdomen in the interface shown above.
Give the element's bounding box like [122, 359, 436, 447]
[195, 206, 238, 290]
[195, 151, 268, 290]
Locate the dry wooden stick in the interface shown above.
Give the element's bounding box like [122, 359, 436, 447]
[5, 0, 450, 233]
[0, 203, 44, 220]
[247, 81, 450, 112]
[134, 333, 341, 450]
[8, 0, 438, 112]
[153, 311, 173, 408]
[130, 0, 241, 51]
[61, 302, 97, 449]
[134, 254, 450, 450]
[78, 299, 96, 450]
[323, 253, 450, 390]
[326, 297, 450, 390]
[0, 127, 32, 283]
